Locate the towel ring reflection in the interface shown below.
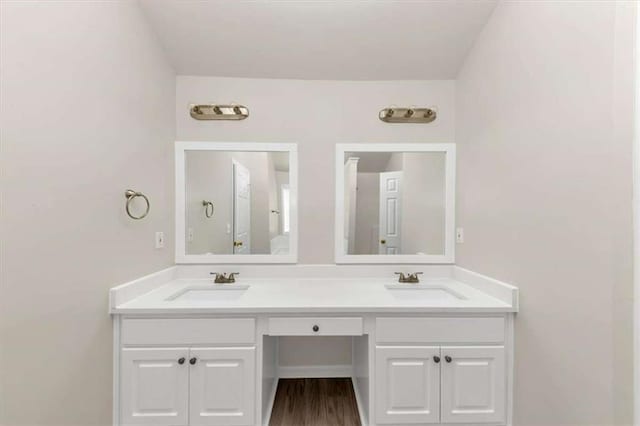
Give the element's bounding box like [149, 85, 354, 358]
[125, 189, 150, 220]
[203, 200, 214, 218]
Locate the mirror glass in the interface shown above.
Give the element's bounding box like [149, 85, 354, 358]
[340, 150, 450, 258]
[184, 150, 291, 255]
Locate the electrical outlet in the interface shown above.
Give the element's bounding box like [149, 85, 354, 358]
[155, 231, 165, 249]
[456, 228, 464, 243]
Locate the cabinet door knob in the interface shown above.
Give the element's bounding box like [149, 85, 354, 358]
[312, 325, 319, 332]
[433, 356, 441, 363]
[189, 357, 197, 365]
[178, 357, 185, 365]
[445, 355, 452, 363]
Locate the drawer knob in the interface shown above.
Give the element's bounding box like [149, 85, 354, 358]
[433, 356, 440, 363]
[189, 357, 197, 365]
[312, 325, 319, 332]
[178, 357, 185, 365]
[445, 356, 452, 363]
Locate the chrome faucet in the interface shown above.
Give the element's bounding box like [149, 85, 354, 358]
[395, 272, 423, 283]
[210, 272, 240, 284]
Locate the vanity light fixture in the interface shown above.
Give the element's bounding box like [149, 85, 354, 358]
[379, 106, 437, 123]
[190, 104, 249, 120]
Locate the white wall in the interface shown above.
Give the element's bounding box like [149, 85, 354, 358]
[401, 153, 445, 255]
[177, 77, 455, 262]
[633, 2, 640, 423]
[177, 76, 455, 368]
[455, 2, 636, 425]
[185, 151, 233, 255]
[0, 2, 175, 425]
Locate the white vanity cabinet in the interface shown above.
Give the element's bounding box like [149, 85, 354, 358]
[111, 269, 518, 426]
[375, 345, 506, 424]
[374, 317, 509, 425]
[117, 318, 256, 426]
[114, 313, 514, 426]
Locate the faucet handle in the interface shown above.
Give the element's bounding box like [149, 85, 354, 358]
[395, 272, 407, 283]
[210, 272, 227, 283]
[408, 272, 423, 283]
[228, 272, 240, 282]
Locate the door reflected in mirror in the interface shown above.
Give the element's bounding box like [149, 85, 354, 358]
[185, 150, 291, 256]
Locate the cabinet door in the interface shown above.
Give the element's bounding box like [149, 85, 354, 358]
[120, 348, 189, 426]
[190, 347, 256, 426]
[375, 346, 440, 424]
[441, 346, 506, 424]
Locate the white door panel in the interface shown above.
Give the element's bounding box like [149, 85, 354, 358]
[233, 160, 251, 254]
[375, 346, 440, 424]
[190, 347, 256, 426]
[379, 171, 402, 254]
[441, 346, 506, 424]
[120, 348, 189, 426]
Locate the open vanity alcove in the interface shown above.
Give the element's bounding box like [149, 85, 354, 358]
[110, 142, 519, 426]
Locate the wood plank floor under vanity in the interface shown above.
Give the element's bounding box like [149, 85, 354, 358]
[269, 378, 361, 426]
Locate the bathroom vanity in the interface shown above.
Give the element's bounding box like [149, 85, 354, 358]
[110, 141, 518, 425]
[110, 265, 517, 426]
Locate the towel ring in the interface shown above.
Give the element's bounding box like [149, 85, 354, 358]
[203, 200, 214, 218]
[125, 189, 150, 220]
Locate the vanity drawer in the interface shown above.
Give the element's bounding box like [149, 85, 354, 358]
[268, 317, 363, 336]
[121, 318, 255, 345]
[376, 317, 505, 344]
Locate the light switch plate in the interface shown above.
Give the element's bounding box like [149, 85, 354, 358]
[456, 227, 464, 243]
[155, 231, 165, 249]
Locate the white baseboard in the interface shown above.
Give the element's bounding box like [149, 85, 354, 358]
[277, 364, 353, 378]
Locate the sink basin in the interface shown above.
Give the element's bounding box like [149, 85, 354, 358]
[385, 284, 466, 301]
[166, 284, 249, 302]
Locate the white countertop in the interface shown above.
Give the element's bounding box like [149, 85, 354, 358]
[111, 276, 516, 315]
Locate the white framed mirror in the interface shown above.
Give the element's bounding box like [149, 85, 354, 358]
[175, 142, 298, 263]
[335, 143, 455, 264]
